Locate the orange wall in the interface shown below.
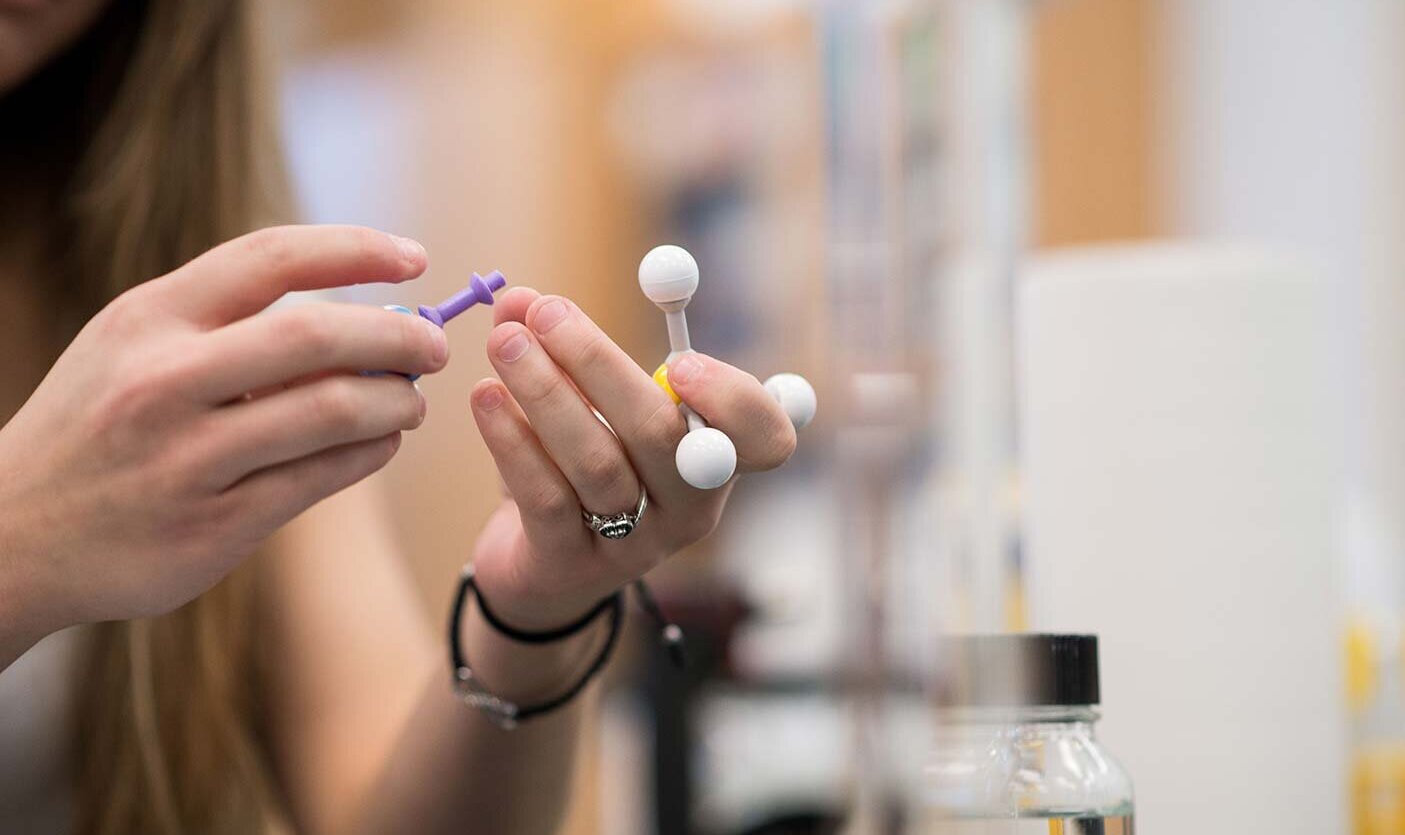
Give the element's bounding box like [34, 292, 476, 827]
[1032, 0, 1156, 246]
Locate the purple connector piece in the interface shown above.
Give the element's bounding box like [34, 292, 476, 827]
[418, 270, 506, 328]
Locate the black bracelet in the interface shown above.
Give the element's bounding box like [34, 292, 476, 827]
[448, 566, 622, 728]
[447, 566, 685, 729]
[470, 579, 619, 645]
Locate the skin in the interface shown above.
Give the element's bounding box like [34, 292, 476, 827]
[0, 7, 799, 833]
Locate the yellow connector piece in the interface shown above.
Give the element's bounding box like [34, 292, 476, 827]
[653, 363, 681, 405]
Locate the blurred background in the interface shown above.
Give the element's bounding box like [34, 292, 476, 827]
[269, 0, 1405, 832]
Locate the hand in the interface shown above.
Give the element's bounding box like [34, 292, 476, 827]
[0, 225, 448, 639]
[468, 288, 798, 631]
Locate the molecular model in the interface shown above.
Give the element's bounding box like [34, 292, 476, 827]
[638, 246, 816, 490]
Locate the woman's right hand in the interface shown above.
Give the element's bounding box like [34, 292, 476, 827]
[0, 225, 446, 650]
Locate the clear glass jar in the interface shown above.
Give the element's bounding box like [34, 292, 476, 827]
[915, 634, 1134, 833]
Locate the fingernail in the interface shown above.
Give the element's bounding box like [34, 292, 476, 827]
[533, 299, 569, 333]
[670, 353, 704, 385]
[423, 319, 449, 363]
[393, 235, 426, 263]
[497, 332, 530, 362]
[477, 384, 504, 411]
[414, 382, 427, 420]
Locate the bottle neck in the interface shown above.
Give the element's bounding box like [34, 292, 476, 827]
[938, 704, 1100, 730]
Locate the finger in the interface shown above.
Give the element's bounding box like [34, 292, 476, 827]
[202, 374, 425, 488]
[494, 286, 540, 326]
[523, 295, 687, 491]
[156, 225, 428, 327]
[191, 302, 448, 401]
[488, 322, 642, 515]
[228, 433, 403, 531]
[664, 352, 797, 472]
[470, 379, 588, 555]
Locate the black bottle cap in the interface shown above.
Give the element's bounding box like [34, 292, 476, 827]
[937, 633, 1100, 708]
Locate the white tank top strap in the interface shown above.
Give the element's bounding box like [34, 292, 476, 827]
[0, 625, 87, 832]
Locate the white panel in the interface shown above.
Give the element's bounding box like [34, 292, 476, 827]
[1019, 243, 1345, 831]
[1159, 0, 1405, 613]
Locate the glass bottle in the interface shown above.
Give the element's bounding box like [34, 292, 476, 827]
[917, 634, 1134, 833]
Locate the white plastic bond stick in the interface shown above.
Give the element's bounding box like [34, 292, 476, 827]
[662, 311, 706, 432]
[665, 309, 692, 355]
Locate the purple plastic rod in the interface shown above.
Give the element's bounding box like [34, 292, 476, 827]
[418, 270, 507, 327]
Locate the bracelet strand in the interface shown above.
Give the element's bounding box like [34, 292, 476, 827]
[448, 566, 686, 728]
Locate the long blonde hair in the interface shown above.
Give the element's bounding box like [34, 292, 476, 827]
[3, 1, 291, 832]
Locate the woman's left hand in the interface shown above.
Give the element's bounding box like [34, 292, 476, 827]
[467, 288, 798, 631]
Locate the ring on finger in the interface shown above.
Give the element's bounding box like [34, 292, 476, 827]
[583, 490, 648, 541]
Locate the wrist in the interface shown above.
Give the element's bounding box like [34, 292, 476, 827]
[457, 584, 613, 707]
[0, 516, 70, 666]
[469, 556, 618, 635]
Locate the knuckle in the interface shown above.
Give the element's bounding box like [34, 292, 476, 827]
[570, 327, 612, 369]
[106, 353, 189, 422]
[107, 372, 160, 417]
[243, 225, 297, 271]
[308, 378, 364, 432]
[575, 443, 634, 498]
[347, 225, 389, 262]
[140, 450, 184, 497]
[521, 483, 576, 519]
[175, 431, 228, 492]
[95, 284, 158, 339]
[204, 479, 246, 525]
[205, 499, 255, 553]
[96, 386, 143, 435]
[158, 338, 208, 381]
[103, 285, 144, 323]
[633, 399, 687, 455]
[515, 368, 565, 407]
[282, 308, 336, 356]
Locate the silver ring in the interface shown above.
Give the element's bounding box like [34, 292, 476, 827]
[582, 490, 648, 540]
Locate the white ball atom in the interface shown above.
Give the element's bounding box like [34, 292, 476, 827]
[764, 373, 817, 430]
[638, 245, 699, 306]
[675, 427, 736, 490]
